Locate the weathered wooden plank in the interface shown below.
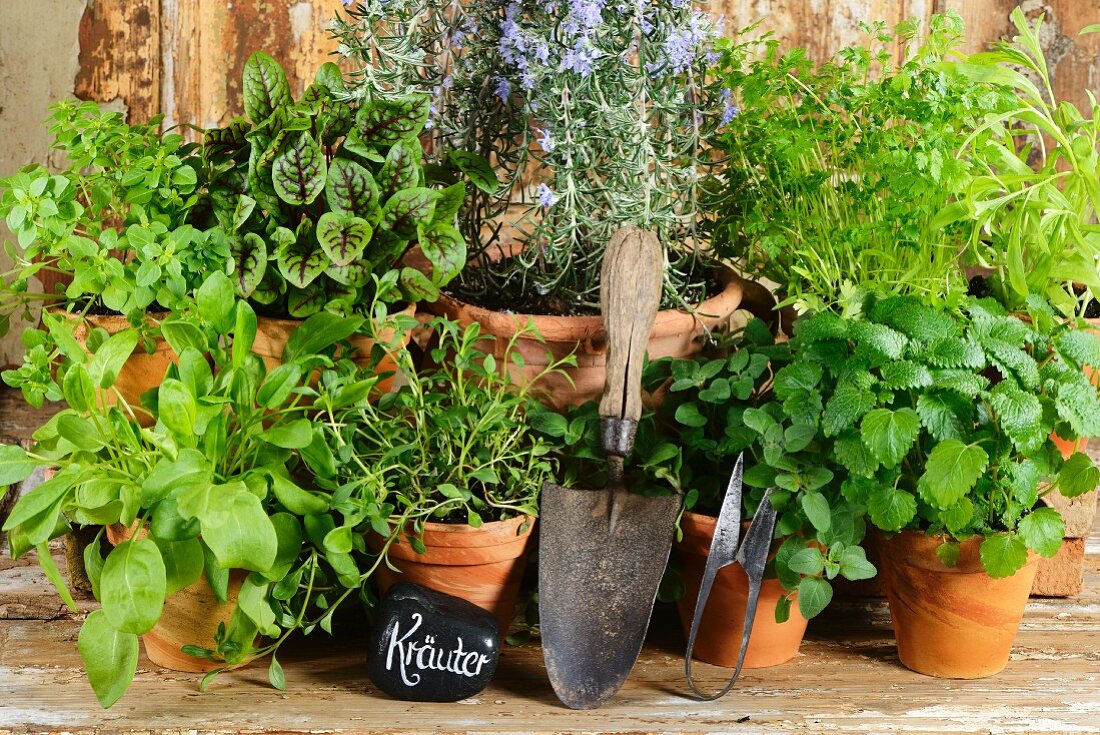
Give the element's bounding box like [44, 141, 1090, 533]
[939, 0, 1100, 115]
[712, 0, 934, 62]
[162, 0, 337, 130]
[0, 612, 1097, 734]
[74, 0, 162, 122]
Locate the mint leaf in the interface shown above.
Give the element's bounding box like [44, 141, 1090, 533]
[1056, 328, 1100, 370]
[1018, 507, 1064, 558]
[990, 383, 1043, 452]
[772, 362, 822, 401]
[935, 541, 960, 567]
[1057, 451, 1100, 497]
[916, 392, 968, 441]
[867, 485, 917, 531]
[918, 440, 988, 509]
[823, 382, 876, 437]
[939, 497, 973, 534]
[925, 337, 984, 369]
[879, 360, 933, 389]
[797, 576, 833, 619]
[860, 408, 920, 469]
[979, 533, 1029, 579]
[833, 431, 880, 477]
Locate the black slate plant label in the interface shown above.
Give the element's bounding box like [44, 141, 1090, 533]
[367, 582, 500, 702]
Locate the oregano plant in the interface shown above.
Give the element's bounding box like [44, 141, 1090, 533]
[786, 295, 1100, 578]
[201, 52, 467, 318]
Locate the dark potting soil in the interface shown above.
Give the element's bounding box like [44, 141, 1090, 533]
[447, 256, 722, 317]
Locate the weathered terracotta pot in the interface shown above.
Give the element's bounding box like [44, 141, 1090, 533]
[54, 309, 175, 426]
[252, 303, 416, 393]
[877, 529, 1038, 679]
[371, 515, 535, 635]
[426, 268, 750, 409]
[106, 523, 246, 673]
[674, 512, 808, 668]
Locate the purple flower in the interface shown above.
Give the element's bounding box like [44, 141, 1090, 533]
[536, 127, 554, 152]
[341, 0, 354, 6]
[662, 11, 711, 75]
[720, 88, 740, 125]
[494, 76, 512, 105]
[559, 41, 599, 76]
[536, 183, 558, 207]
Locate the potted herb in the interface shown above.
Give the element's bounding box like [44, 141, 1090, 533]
[0, 276, 368, 706]
[943, 9, 1100, 318]
[537, 318, 875, 669]
[200, 51, 468, 384]
[708, 13, 998, 315]
[332, 1, 747, 408]
[318, 317, 569, 632]
[788, 294, 1100, 678]
[0, 100, 223, 416]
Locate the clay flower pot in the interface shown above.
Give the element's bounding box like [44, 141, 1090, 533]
[106, 523, 246, 673]
[877, 529, 1039, 679]
[53, 309, 175, 426]
[426, 268, 751, 409]
[371, 515, 535, 635]
[674, 512, 808, 668]
[253, 303, 416, 393]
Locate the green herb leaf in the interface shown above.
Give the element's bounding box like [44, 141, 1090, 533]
[326, 157, 380, 217]
[796, 576, 833, 619]
[272, 132, 326, 205]
[196, 272, 237, 334]
[269, 655, 287, 691]
[800, 493, 832, 532]
[229, 233, 268, 298]
[1018, 507, 1064, 558]
[0, 444, 36, 485]
[979, 533, 1029, 579]
[380, 187, 439, 240]
[448, 150, 499, 194]
[100, 538, 166, 635]
[354, 95, 431, 145]
[78, 610, 139, 709]
[867, 485, 917, 531]
[418, 223, 466, 285]
[860, 408, 920, 469]
[1057, 451, 1100, 498]
[935, 541, 960, 567]
[153, 537, 204, 595]
[243, 51, 292, 123]
[838, 546, 876, 581]
[316, 211, 372, 267]
[276, 235, 327, 289]
[787, 546, 826, 576]
[918, 440, 988, 509]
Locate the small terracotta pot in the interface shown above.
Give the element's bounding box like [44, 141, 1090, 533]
[674, 512, 808, 668]
[877, 529, 1039, 679]
[425, 267, 750, 409]
[371, 515, 535, 635]
[106, 523, 246, 673]
[53, 309, 175, 426]
[252, 303, 416, 393]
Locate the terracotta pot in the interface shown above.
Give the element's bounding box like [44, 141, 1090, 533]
[674, 512, 808, 668]
[106, 523, 247, 673]
[877, 529, 1038, 679]
[371, 515, 535, 635]
[252, 303, 416, 393]
[53, 309, 175, 427]
[426, 268, 750, 409]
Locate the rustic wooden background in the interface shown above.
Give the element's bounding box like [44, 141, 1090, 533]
[70, 0, 1100, 127]
[0, 0, 1097, 364]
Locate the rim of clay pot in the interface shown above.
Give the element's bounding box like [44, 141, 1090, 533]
[677, 510, 791, 560]
[254, 302, 417, 332]
[432, 265, 746, 343]
[375, 515, 535, 565]
[253, 304, 417, 359]
[876, 529, 1039, 575]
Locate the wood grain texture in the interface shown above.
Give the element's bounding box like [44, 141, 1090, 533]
[939, 0, 1100, 115]
[74, 0, 161, 122]
[161, 0, 336, 130]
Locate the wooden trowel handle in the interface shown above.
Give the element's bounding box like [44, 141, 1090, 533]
[599, 226, 663, 426]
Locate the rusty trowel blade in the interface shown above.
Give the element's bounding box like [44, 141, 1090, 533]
[539, 481, 680, 710]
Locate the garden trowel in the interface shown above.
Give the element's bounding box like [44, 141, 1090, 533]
[539, 225, 681, 710]
[684, 455, 779, 701]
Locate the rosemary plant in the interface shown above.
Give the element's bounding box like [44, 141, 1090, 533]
[332, 0, 727, 313]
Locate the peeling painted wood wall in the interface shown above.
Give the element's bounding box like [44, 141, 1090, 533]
[65, 1, 1100, 129]
[0, 0, 1097, 365]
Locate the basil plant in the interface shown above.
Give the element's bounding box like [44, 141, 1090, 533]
[201, 52, 468, 318]
[0, 273, 370, 707]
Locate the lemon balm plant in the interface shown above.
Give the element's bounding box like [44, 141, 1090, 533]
[0, 275, 369, 707]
